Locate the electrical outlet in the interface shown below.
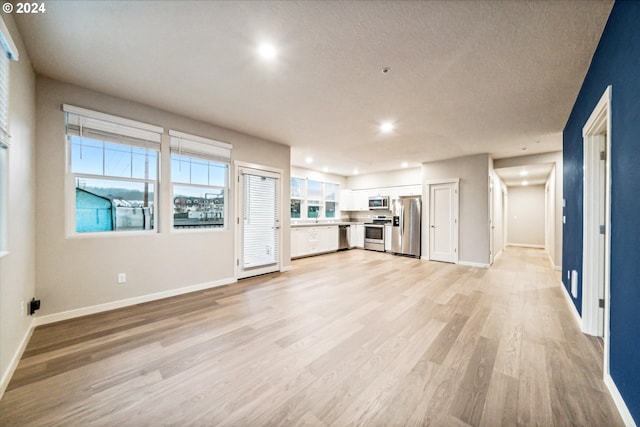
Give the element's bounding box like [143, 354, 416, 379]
[117, 273, 127, 284]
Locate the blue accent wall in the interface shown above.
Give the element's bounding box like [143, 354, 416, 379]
[563, 1, 640, 422]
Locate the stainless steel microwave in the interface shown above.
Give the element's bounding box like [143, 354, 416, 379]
[368, 196, 389, 210]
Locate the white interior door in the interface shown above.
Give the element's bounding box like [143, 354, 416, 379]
[429, 182, 458, 263]
[237, 167, 281, 279]
[489, 179, 495, 265]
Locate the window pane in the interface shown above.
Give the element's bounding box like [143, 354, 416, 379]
[131, 147, 158, 180]
[173, 185, 225, 229]
[308, 205, 321, 218]
[308, 180, 322, 200]
[75, 177, 154, 233]
[325, 201, 336, 218]
[104, 142, 134, 178]
[189, 158, 209, 186]
[208, 163, 227, 187]
[290, 199, 301, 218]
[171, 155, 191, 184]
[290, 177, 304, 199]
[325, 183, 338, 201]
[0, 145, 6, 251]
[70, 136, 104, 175]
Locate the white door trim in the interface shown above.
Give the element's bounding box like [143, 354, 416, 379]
[425, 179, 459, 264]
[234, 161, 284, 279]
[581, 86, 612, 375]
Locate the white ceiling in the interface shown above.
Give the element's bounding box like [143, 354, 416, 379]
[494, 163, 555, 187]
[14, 1, 613, 176]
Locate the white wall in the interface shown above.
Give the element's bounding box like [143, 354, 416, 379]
[422, 154, 490, 267]
[34, 77, 290, 319]
[346, 167, 421, 189]
[0, 15, 36, 396]
[507, 185, 546, 247]
[493, 151, 562, 268]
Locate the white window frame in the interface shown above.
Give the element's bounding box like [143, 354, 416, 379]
[290, 177, 340, 220]
[0, 16, 18, 256]
[169, 129, 231, 232]
[290, 177, 305, 219]
[64, 105, 163, 237]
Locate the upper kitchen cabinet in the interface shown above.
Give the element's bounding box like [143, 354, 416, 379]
[351, 190, 370, 211]
[339, 189, 352, 211]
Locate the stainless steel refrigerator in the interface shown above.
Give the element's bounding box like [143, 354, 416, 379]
[391, 196, 421, 258]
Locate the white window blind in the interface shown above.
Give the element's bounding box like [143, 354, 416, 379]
[0, 17, 18, 253]
[169, 129, 231, 162]
[64, 104, 163, 149]
[0, 16, 19, 146]
[242, 172, 278, 269]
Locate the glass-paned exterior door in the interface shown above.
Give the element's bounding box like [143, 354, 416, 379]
[238, 167, 280, 278]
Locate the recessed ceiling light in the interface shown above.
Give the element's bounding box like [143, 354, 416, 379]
[322, 166, 329, 173]
[522, 180, 529, 186]
[381, 67, 391, 74]
[401, 162, 408, 168]
[520, 170, 528, 176]
[380, 121, 394, 133]
[305, 156, 313, 164]
[258, 43, 277, 60]
[353, 168, 359, 175]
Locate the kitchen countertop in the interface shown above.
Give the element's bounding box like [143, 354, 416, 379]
[291, 221, 364, 228]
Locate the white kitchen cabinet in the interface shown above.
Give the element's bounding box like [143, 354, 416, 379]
[291, 226, 339, 258]
[352, 224, 365, 248]
[351, 190, 370, 211]
[339, 189, 352, 211]
[384, 224, 392, 252]
[395, 184, 422, 197]
[291, 228, 308, 258]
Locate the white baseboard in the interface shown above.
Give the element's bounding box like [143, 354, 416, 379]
[34, 277, 236, 327]
[604, 374, 637, 427]
[507, 243, 545, 249]
[0, 318, 35, 400]
[280, 265, 292, 272]
[560, 279, 582, 330]
[458, 260, 490, 269]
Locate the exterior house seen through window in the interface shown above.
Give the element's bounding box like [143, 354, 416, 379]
[65, 105, 162, 234]
[169, 130, 231, 230]
[290, 177, 339, 220]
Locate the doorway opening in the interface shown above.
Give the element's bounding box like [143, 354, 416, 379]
[581, 86, 612, 375]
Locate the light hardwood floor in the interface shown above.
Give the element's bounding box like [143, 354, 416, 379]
[0, 247, 624, 426]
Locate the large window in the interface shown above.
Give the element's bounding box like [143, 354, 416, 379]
[290, 177, 304, 219]
[0, 17, 18, 253]
[170, 130, 230, 229]
[65, 105, 163, 234]
[290, 177, 339, 220]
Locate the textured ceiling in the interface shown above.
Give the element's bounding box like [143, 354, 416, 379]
[14, 1, 613, 176]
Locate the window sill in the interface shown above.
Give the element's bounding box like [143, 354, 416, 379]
[171, 227, 230, 234]
[66, 230, 158, 240]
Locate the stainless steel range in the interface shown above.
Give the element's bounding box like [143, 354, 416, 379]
[364, 215, 391, 252]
